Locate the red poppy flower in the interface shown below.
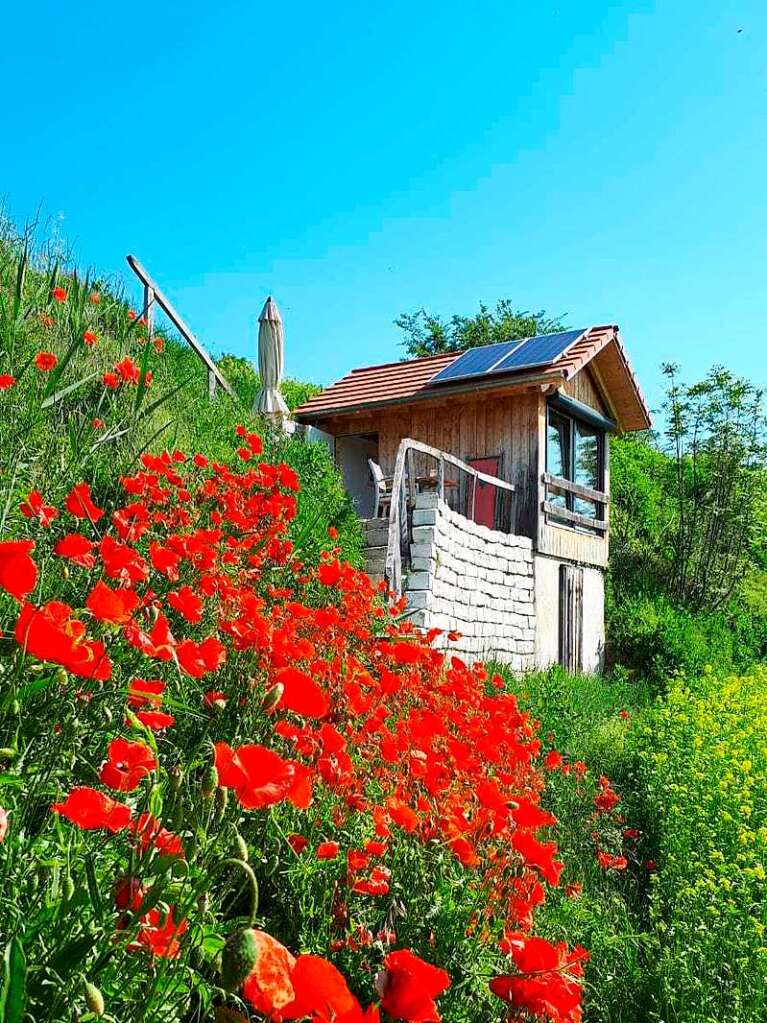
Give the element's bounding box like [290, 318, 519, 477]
[316, 841, 340, 860]
[281, 955, 362, 1021]
[52, 786, 131, 832]
[130, 907, 188, 958]
[241, 931, 297, 1016]
[378, 949, 451, 1023]
[115, 357, 140, 383]
[0, 540, 37, 601]
[132, 812, 184, 857]
[214, 742, 307, 810]
[0, 374, 15, 390]
[102, 372, 120, 389]
[275, 666, 329, 719]
[166, 585, 204, 623]
[318, 560, 342, 586]
[99, 737, 156, 791]
[86, 579, 140, 624]
[99, 537, 148, 584]
[51, 286, 67, 302]
[83, 330, 98, 345]
[287, 834, 309, 854]
[65, 482, 104, 522]
[20, 489, 58, 527]
[135, 709, 175, 731]
[114, 875, 146, 916]
[89, 292, 100, 304]
[176, 636, 226, 678]
[34, 351, 58, 371]
[54, 533, 97, 568]
[15, 600, 112, 680]
[91, 418, 104, 429]
[128, 678, 165, 707]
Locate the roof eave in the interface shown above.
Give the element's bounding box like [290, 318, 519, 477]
[294, 369, 567, 422]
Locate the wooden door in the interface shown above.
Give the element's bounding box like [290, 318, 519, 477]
[559, 564, 584, 673]
[468, 456, 500, 530]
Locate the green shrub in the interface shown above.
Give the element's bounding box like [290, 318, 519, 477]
[634, 667, 767, 1021]
[606, 592, 745, 687]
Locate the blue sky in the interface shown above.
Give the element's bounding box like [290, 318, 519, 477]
[3, 0, 766, 413]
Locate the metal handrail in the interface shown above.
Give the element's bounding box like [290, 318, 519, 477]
[385, 438, 515, 595]
[126, 255, 234, 399]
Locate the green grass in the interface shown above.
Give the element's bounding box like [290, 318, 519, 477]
[0, 219, 364, 570]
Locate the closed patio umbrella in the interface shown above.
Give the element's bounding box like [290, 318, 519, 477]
[254, 296, 289, 415]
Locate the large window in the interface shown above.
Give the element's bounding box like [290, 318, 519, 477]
[546, 405, 606, 522]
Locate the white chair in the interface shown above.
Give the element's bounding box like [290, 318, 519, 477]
[368, 459, 393, 518]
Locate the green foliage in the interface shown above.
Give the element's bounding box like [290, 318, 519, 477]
[605, 592, 747, 687]
[500, 668, 652, 1023]
[659, 363, 767, 610]
[394, 299, 565, 357]
[608, 366, 767, 681]
[633, 667, 767, 1022]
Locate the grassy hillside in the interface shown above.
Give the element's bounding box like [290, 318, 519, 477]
[0, 220, 363, 569]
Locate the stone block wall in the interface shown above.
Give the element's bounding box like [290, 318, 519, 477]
[405, 492, 536, 671]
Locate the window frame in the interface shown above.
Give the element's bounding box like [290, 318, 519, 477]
[545, 402, 607, 524]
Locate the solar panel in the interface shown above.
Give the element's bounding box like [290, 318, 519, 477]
[428, 340, 523, 384]
[494, 329, 586, 372]
[428, 329, 587, 386]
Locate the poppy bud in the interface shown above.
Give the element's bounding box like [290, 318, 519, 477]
[0, 748, 17, 761]
[221, 928, 259, 992]
[63, 876, 76, 901]
[202, 766, 218, 798]
[54, 667, 68, 686]
[261, 683, 284, 714]
[234, 831, 249, 862]
[10, 700, 20, 716]
[214, 786, 228, 820]
[103, 705, 113, 724]
[170, 766, 184, 792]
[84, 980, 105, 1016]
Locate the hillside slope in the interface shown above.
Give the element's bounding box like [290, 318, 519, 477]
[0, 222, 362, 566]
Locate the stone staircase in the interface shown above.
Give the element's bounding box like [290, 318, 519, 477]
[362, 517, 389, 585]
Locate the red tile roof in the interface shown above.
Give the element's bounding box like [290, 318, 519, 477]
[294, 326, 651, 432]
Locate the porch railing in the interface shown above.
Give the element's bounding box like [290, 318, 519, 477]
[541, 471, 609, 533]
[385, 438, 516, 595]
[126, 255, 234, 399]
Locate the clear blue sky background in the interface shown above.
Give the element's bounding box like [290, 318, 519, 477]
[3, 1, 766, 414]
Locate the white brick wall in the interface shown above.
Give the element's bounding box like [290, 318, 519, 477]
[404, 493, 536, 671]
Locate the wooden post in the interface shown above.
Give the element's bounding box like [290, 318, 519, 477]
[144, 283, 154, 341]
[469, 472, 477, 521]
[438, 456, 445, 501]
[406, 448, 416, 512]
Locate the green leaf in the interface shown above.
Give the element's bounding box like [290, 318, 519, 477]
[0, 937, 27, 1023]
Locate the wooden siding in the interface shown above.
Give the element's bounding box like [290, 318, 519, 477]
[562, 367, 608, 415]
[320, 391, 541, 540]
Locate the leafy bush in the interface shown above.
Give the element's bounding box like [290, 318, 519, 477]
[635, 667, 767, 1021]
[606, 593, 739, 686]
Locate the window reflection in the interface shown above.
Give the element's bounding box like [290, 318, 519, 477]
[545, 405, 604, 523]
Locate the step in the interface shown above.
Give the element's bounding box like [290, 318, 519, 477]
[364, 546, 387, 573]
[363, 524, 390, 546]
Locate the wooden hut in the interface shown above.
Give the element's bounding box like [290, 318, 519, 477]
[294, 326, 650, 673]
